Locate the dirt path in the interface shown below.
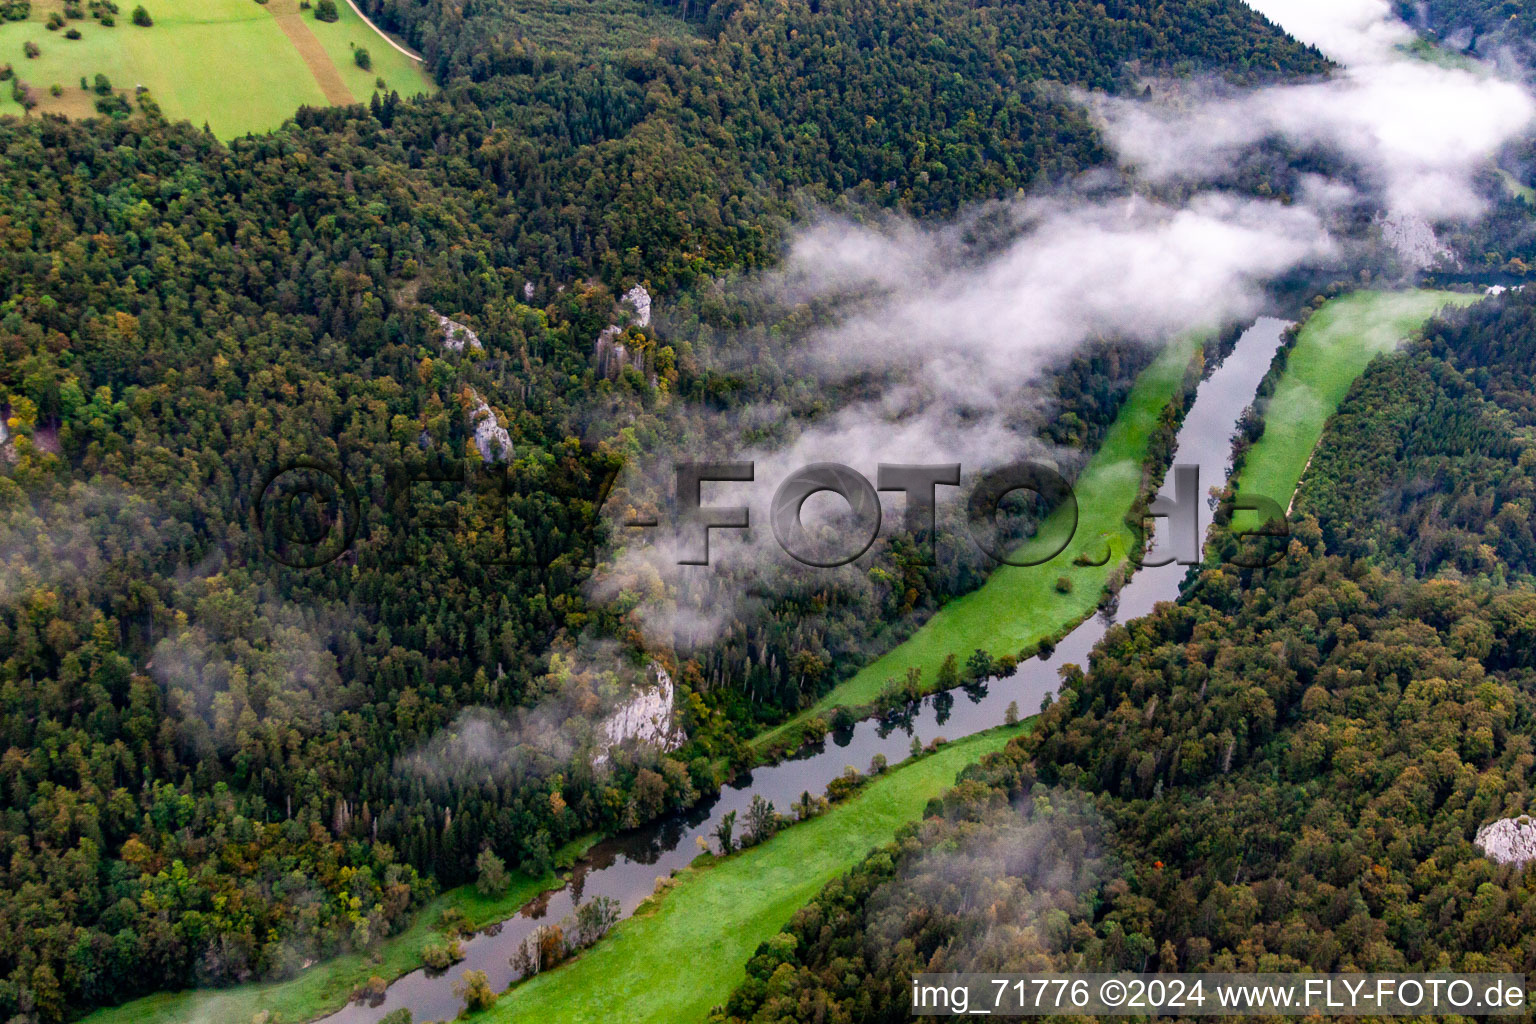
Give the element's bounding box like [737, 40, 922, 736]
[266, 0, 355, 106]
[338, 0, 423, 62]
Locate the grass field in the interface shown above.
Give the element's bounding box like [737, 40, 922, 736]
[83, 835, 598, 1024]
[1500, 169, 1536, 205]
[492, 724, 1026, 1024]
[0, 0, 431, 136]
[752, 333, 1201, 753]
[1230, 289, 1477, 528]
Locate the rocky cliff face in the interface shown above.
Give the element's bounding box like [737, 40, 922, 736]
[467, 390, 513, 463]
[432, 310, 484, 352]
[1476, 816, 1536, 865]
[621, 285, 652, 328]
[592, 285, 654, 379]
[593, 325, 635, 379]
[594, 663, 682, 767]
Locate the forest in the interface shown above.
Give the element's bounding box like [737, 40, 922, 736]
[714, 288, 1536, 1023]
[0, 0, 1331, 1016]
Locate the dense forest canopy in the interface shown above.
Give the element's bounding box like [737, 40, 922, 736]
[716, 287, 1536, 1024]
[0, 0, 1329, 1016]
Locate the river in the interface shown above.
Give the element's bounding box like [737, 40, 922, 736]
[323, 316, 1291, 1024]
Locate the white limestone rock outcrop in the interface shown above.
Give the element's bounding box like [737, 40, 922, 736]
[621, 285, 652, 328]
[467, 390, 513, 464]
[594, 324, 641, 379]
[1380, 210, 1453, 270]
[432, 310, 484, 352]
[594, 663, 682, 767]
[592, 286, 657, 378]
[1475, 816, 1536, 865]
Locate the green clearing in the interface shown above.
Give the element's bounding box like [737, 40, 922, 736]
[304, 0, 430, 106]
[492, 724, 1026, 1024]
[1499, 169, 1536, 205]
[1231, 289, 1478, 528]
[0, 0, 430, 137]
[1398, 35, 1479, 70]
[752, 333, 1202, 754]
[83, 835, 597, 1024]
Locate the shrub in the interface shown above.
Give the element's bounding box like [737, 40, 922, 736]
[130, 3, 149, 24]
[312, 0, 337, 20]
[1055, 575, 1073, 593]
[353, 45, 371, 70]
[825, 765, 862, 802]
[63, 2, 82, 16]
[64, 27, 80, 37]
[420, 938, 463, 971]
[99, 13, 112, 23]
[455, 969, 497, 1012]
[44, 11, 61, 28]
[0, 0, 29, 21]
[92, 72, 110, 93]
[436, 906, 473, 937]
[48, 82, 60, 95]
[0, 63, 10, 79]
[351, 975, 387, 1002]
[23, 40, 39, 57]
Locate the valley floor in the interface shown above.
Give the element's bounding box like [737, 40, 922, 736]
[752, 332, 1203, 754]
[1231, 289, 1477, 528]
[80, 288, 1478, 1024]
[490, 724, 1026, 1024]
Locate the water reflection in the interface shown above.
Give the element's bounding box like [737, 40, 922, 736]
[322, 317, 1289, 1024]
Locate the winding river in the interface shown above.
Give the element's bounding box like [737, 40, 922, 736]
[324, 316, 1291, 1024]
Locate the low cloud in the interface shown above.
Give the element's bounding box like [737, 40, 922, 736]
[589, 0, 1534, 653]
[1090, 0, 1535, 226]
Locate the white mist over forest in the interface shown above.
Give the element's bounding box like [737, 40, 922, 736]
[591, 0, 1534, 654]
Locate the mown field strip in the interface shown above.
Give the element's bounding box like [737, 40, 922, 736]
[1231, 289, 1478, 525]
[752, 333, 1201, 753]
[491, 724, 1026, 1024]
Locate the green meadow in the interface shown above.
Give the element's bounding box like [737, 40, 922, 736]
[493, 724, 1026, 1024]
[305, 0, 429, 105]
[82, 836, 598, 1024]
[0, 0, 430, 137]
[1231, 289, 1477, 527]
[753, 332, 1202, 753]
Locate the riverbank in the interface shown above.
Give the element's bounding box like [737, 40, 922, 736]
[77, 330, 1203, 1024]
[488, 723, 1027, 1024]
[1230, 289, 1476, 528]
[750, 331, 1203, 757]
[82, 836, 599, 1024]
[83, 325, 1221, 1024]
